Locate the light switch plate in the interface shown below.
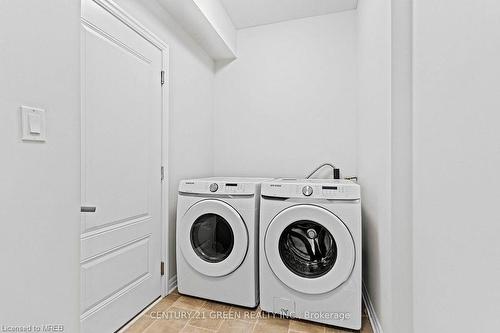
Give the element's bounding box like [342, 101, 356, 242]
[21, 105, 46, 142]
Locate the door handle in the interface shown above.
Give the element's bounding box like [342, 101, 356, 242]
[81, 206, 97, 213]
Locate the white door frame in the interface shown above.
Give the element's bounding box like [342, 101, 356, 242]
[88, 0, 170, 297]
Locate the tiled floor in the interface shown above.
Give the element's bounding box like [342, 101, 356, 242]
[123, 289, 373, 333]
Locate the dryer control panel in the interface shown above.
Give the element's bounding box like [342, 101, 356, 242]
[179, 177, 271, 196]
[261, 178, 360, 200]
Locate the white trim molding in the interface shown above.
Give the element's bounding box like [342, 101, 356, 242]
[362, 281, 384, 333]
[168, 275, 178, 293]
[91, 0, 169, 49]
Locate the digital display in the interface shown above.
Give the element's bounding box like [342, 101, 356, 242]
[322, 186, 338, 190]
[225, 183, 238, 187]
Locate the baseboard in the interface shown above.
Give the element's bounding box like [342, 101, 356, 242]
[168, 274, 177, 293]
[362, 281, 384, 333]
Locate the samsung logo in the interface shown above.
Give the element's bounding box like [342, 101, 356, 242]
[270, 184, 282, 187]
[185, 182, 195, 185]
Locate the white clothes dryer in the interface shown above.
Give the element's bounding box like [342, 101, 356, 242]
[176, 177, 269, 307]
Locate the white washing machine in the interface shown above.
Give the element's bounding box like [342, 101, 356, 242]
[259, 178, 361, 329]
[176, 177, 269, 307]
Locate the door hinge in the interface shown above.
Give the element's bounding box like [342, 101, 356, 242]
[161, 166, 165, 181]
[160, 261, 165, 276]
[80, 206, 96, 213]
[161, 70, 165, 85]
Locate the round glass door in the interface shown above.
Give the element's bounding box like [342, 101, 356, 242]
[191, 213, 234, 263]
[264, 205, 355, 294]
[279, 220, 337, 278]
[179, 199, 248, 277]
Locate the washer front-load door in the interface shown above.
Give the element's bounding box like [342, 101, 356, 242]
[180, 199, 248, 277]
[264, 205, 355, 294]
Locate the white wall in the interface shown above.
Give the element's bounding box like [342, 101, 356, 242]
[214, 11, 357, 179]
[413, 1, 500, 332]
[357, 0, 414, 332]
[0, 1, 81, 331]
[389, 0, 413, 332]
[356, 0, 393, 331]
[107, 0, 215, 281]
[360, 1, 500, 332]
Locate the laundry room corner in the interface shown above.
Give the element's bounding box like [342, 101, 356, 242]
[213, 10, 358, 179]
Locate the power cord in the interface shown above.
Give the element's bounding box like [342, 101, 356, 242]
[305, 163, 340, 179]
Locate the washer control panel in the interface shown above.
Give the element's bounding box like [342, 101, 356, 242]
[262, 179, 360, 200]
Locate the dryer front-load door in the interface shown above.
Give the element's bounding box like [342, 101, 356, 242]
[264, 205, 355, 294]
[179, 199, 248, 277]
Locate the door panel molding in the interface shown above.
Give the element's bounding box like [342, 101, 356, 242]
[81, 213, 151, 240]
[81, 236, 151, 313]
[81, 19, 152, 64]
[81, 215, 152, 260]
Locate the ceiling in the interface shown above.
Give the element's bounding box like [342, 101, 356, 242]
[219, 0, 358, 29]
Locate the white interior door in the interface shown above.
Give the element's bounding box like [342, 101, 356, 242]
[80, 0, 163, 331]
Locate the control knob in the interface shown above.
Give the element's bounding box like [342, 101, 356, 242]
[209, 183, 218, 192]
[302, 185, 313, 196]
